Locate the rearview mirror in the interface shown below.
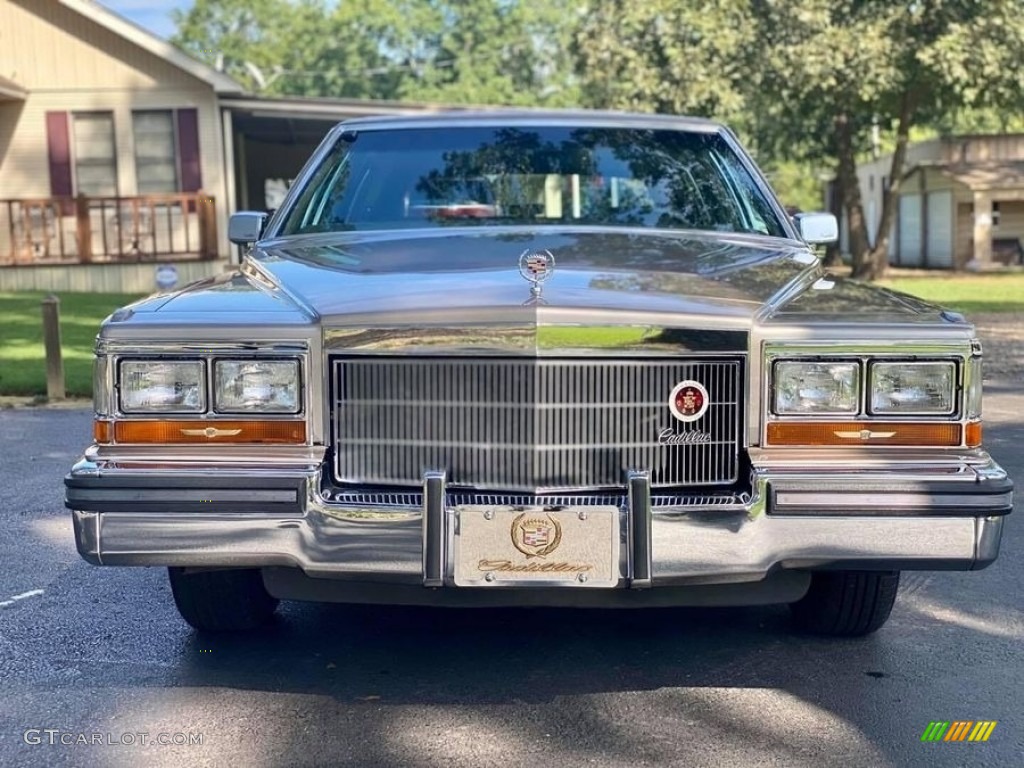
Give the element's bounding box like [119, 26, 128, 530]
[793, 212, 838, 245]
[228, 211, 269, 245]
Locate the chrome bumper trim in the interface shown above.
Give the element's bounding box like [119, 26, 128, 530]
[422, 471, 446, 587]
[67, 453, 1013, 585]
[627, 471, 652, 588]
[70, 509, 1003, 582]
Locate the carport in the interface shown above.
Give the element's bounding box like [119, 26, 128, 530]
[218, 95, 444, 227]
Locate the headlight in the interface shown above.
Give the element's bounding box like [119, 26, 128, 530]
[773, 361, 859, 414]
[870, 361, 956, 415]
[214, 360, 300, 413]
[119, 360, 205, 413]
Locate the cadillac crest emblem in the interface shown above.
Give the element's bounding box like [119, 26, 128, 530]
[510, 512, 562, 558]
[668, 380, 710, 423]
[518, 248, 555, 301]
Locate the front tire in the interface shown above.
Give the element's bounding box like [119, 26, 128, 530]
[790, 570, 899, 637]
[168, 567, 278, 632]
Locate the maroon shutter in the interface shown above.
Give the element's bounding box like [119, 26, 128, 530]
[46, 111, 74, 201]
[175, 108, 202, 192]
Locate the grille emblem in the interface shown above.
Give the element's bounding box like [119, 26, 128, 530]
[511, 513, 562, 558]
[669, 380, 710, 422]
[519, 248, 555, 301]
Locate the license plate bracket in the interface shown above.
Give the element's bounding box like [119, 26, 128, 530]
[452, 505, 621, 587]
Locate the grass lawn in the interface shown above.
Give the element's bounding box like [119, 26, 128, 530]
[0, 291, 145, 397]
[879, 274, 1024, 314]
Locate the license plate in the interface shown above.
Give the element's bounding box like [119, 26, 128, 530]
[453, 506, 621, 587]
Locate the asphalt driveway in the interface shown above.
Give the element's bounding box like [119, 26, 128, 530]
[0, 386, 1020, 768]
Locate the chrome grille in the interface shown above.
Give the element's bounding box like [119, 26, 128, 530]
[331, 357, 743, 492]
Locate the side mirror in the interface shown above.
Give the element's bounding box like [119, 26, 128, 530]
[793, 212, 838, 245]
[228, 211, 269, 245]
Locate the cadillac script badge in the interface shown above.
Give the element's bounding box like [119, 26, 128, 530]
[668, 380, 710, 423]
[518, 248, 555, 301]
[510, 513, 562, 558]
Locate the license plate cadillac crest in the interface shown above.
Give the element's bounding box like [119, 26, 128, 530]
[453, 506, 621, 587]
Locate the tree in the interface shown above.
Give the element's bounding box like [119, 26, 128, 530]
[574, 0, 752, 128]
[747, 0, 1024, 279]
[172, 0, 581, 105]
[397, 0, 580, 107]
[171, 0, 422, 99]
[575, 0, 1024, 280]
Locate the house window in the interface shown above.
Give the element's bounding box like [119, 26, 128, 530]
[72, 112, 117, 196]
[133, 111, 179, 194]
[992, 201, 1001, 227]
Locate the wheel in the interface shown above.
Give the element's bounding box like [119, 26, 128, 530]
[789, 570, 900, 637]
[168, 567, 279, 632]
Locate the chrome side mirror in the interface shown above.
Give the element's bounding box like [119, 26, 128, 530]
[228, 211, 269, 245]
[793, 212, 838, 245]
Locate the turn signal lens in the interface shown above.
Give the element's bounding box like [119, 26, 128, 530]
[93, 419, 112, 444]
[965, 421, 982, 447]
[767, 421, 962, 447]
[112, 419, 306, 444]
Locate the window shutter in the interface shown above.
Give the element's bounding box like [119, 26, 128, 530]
[175, 108, 202, 192]
[46, 111, 73, 197]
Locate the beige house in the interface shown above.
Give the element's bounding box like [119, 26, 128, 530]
[0, 0, 433, 292]
[851, 134, 1024, 269]
[0, 0, 249, 290]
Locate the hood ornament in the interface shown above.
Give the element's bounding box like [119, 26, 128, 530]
[519, 249, 555, 304]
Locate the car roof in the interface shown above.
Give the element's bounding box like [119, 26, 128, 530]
[335, 108, 725, 134]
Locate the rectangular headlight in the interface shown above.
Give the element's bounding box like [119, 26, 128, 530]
[870, 361, 956, 415]
[773, 361, 859, 415]
[214, 360, 300, 413]
[119, 360, 205, 413]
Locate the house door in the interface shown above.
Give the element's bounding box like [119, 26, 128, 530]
[926, 191, 953, 268]
[898, 194, 923, 266]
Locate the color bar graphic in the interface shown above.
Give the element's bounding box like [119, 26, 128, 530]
[921, 721, 996, 742]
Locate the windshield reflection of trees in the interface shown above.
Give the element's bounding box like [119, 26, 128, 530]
[412, 128, 757, 233]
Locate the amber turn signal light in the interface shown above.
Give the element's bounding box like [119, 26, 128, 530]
[767, 421, 963, 447]
[111, 419, 306, 444]
[93, 420, 112, 444]
[965, 421, 982, 447]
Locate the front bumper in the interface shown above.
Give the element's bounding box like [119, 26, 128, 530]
[66, 449, 1013, 590]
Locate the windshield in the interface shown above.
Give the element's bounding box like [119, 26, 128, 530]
[278, 126, 788, 238]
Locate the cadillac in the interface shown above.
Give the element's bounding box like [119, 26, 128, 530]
[66, 111, 1013, 636]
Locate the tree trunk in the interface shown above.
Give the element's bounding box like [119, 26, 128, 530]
[835, 114, 871, 278]
[867, 91, 914, 280]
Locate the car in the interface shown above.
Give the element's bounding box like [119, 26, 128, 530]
[66, 110, 1013, 636]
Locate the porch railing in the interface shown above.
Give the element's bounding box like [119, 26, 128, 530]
[0, 193, 218, 266]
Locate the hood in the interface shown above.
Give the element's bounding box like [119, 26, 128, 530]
[232, 227, 818, 326]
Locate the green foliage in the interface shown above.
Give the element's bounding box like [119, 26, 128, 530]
[171, 0, 580, 104]
[573, 0, 751, 126]
[761, 161, 827, 212]
[400, 0, 580, 106]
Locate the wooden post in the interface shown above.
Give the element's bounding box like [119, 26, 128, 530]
[197, 192, 217, 260]
[41, 294, 65, 400]
[75, 193, 92, 263]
